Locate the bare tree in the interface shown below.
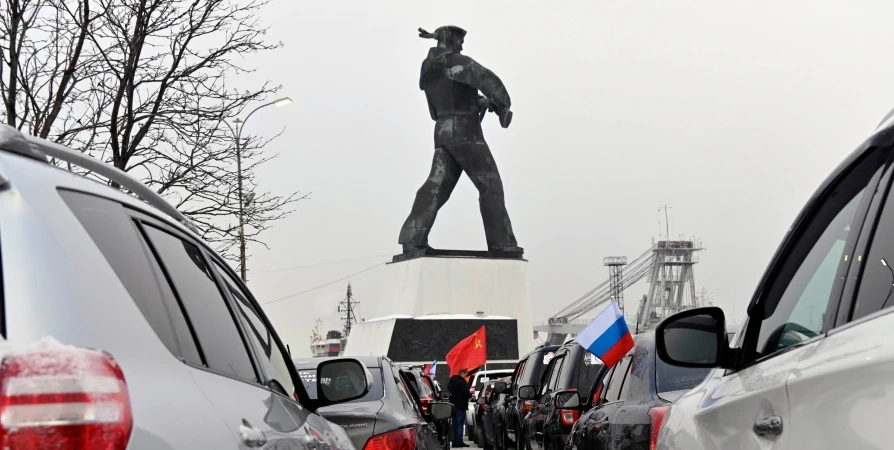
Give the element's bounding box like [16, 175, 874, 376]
[2, 0, 305, 265]
[1, 0, 101, 142]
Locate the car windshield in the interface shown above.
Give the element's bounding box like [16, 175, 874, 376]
[655, 355, 711, 394]
[299, 368, 384, 402]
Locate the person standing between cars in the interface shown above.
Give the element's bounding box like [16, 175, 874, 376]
[448, 368, 472, 447]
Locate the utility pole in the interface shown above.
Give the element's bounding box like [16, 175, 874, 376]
[338, 284, 359, 337]
[225, 97, 292, 282]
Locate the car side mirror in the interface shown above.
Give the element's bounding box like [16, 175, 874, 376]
[316, 358, 370, 405]
[656, 306, 731, 369]
[553, 390, 581, 409]
[518, 385, 536, 400]
[493, 381, 508, 394]
[476, 397, 487, 405]
[430, 402, 454, 421]
[538, 394, 551, 405]
[440, 391, 450, 401]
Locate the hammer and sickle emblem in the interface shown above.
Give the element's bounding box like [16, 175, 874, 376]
[474, 335, 483, 349]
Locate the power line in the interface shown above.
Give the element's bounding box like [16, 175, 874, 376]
[252, 254, 392, 275]
[261, 261, 387, 305]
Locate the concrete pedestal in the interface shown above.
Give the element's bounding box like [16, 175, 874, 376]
[348, 255, 535, 360]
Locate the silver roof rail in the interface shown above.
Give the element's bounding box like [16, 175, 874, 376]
[0, 124, 200, 235]
[878, 107, 894, 131]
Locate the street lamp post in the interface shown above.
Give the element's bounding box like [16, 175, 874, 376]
[227, 96, 292, 283]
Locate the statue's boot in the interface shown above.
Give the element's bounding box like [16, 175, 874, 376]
[489, 244, 524, 254]
[402, 244, 435, 254]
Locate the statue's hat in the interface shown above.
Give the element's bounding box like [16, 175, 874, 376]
[418, 26, 466, 41]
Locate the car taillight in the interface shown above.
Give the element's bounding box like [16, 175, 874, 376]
[363, 427, 416, 450]
[560, 409, 579, 426]
[420, 396, 433, 412]
[0, 347, 133, 450]
[523, 400, 533, 416]
[648, 406, 669, 450]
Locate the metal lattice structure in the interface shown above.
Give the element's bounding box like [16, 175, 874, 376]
[604, 256, 627, 314]
[634, 241, 701, 333]
[338, 284, 359, 337]
[534, 240, 703, 342]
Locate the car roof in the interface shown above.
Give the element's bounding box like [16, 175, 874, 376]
[292, 355, 382, 370]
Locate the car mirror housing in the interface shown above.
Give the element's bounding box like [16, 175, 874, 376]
[493, 381, 508, 394]
[430, 402, 454, 421]
[552, 390, 581, 409]
[476, 397, 487, 405]
[518, 385, 537, 400]
[316, 358, 370, 405]
[656, 306, 733, 369]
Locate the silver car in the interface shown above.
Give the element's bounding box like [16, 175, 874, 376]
[0, 124, 369, 448]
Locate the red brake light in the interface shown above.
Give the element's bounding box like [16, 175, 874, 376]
[648, 406, 669, 450]
[363, 427, 416, 450]
[523, 400, 533, 416]
[560, 409, 579, 426]
[0, 347, 133, 449]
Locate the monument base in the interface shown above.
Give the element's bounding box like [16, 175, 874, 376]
[352, 254, 535, 363]
[345, 316, 520, 385]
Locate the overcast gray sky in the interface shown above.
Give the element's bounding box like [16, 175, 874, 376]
[231, 0, 894, 356]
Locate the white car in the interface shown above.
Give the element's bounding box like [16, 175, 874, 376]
[654, 112, 894, 450]
[466, 369, 514, 436]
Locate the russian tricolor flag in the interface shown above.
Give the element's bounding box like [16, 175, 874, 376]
[576, 302, 634, 368]
[425, 360, 438, 377]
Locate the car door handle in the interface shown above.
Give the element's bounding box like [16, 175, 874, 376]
[239, 419, 267, 448]
[753, 415, 783, 437]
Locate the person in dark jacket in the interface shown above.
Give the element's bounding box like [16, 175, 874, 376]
[448, 368, 472, 447]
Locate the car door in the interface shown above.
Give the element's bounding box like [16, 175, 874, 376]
[680, 146, 889, 450]
[590, 354, 633, 450]
[395, 365, 442, 450]
[135, 218, 314, 449]
[505, 358, 526, 446]
[532, 350, 566, 450]
[784, 150, 894, 450]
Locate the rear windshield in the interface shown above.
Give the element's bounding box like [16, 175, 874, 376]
[406, 373, 434, 398]
[578, 353, 603, 391]
[655, 356, 711, 394]
[299, 368, 384, 402]
[519, 350, 553, 386]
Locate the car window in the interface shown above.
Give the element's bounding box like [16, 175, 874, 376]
[655, 354, 711, 397]
[59, 190, 201, 364]
[597, 366, 616, 402]
[578, 352, 603, 391]
[545, 356, 565, 394]
[851, 176, 894, 321]
[212, 261, 295, 397]
[393, 366, 423, 419]
[603, 355, 631, 403]
[617, 355, 636, 400]
[141, 225, 257, 382]
[299, 368, 384, 403]
[752, 151, 884, 359]
[756, 189, 865, 356]
[511, 360, 526, 394]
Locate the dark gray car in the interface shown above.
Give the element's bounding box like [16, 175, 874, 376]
[295, 356, 454, 450]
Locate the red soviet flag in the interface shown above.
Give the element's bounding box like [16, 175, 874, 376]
[446, 326, 487, 376]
